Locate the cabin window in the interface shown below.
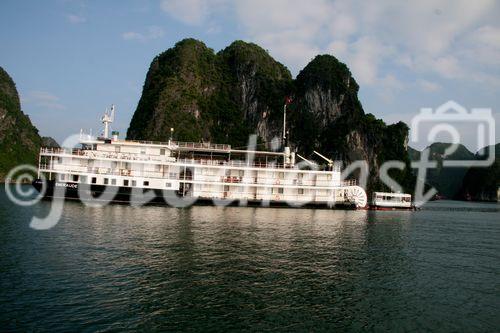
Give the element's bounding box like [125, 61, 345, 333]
[298, 173, 303, 179]
[91, 177, 97, 184]
[278, 188, 284, 194]
[72, 175, 79, 182]
[104, 178, 109, 185]
[225, 169, 231, 176]
[59, 174, 65, 181]
[169, 172, 177, 179]
[160, 148, 166, 155]
[298, 188, 304, 195]
[224, 185, 229, 192]
[165, 182, 171, 188]
[131, 180, 137, 187]
[123, 179, 129, 186]
[278, 172, 284, 179]
[115, 146, 120, 153]
[239, 170, 244, 177]
[57, 157, 62, 164]
[143, 181, 149, 186]
[111, 179, 116, 186]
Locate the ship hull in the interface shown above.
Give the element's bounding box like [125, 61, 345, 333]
[32, 179, 357, 209]
[367, 205, 416, 211]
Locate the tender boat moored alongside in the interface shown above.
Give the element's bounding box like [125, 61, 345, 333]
[369, 192, 415, 210]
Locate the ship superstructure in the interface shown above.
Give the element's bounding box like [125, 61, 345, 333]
[33, 104, 368, 209]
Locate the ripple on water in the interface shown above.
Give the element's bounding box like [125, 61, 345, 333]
[0, 190, 499, 331]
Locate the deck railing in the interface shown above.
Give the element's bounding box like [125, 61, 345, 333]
[40, 148, 343, 174]
[39, 149, 357, 186]
[40, 148, 289, 169]
[175, 158, 288, 169]
[40, 147, 174, 163]
[38, 164, 357, 188]
[173, 141, 231, 150]
[125, 140, 231, 151]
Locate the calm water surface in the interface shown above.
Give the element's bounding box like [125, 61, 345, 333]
[1, 187, 499, 332]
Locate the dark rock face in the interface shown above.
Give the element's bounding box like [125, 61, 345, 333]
[127, 39, 414, 192]
[288, 55, 414, 191]
[459, 144, 500, 201]
[0, 66, 42, 180]
[407, 142, 498, 200]
[217, 41, 292, 145]
[41, 136, 60, 148]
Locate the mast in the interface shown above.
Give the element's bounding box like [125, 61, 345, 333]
[101, 104, 115, 139]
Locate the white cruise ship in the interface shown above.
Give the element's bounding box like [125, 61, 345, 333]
[33, 105, 368, 209]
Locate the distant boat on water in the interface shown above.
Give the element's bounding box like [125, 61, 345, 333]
[369, 192, 415, 210]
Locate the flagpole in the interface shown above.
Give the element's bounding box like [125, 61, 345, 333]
[283, 103, 287, 146]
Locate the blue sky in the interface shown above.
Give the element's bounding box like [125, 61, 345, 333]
[1, 0, 499, 151]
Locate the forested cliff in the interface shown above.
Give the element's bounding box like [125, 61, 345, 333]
[0, 66, 42, 181]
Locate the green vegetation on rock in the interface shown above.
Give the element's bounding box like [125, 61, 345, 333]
[127, 39, 292, 148]
[0, 66, 42, 181]
[289, 55, 414, 193]
[41, 136, 59, 149]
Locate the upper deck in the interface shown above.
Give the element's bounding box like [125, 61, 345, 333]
[59, 134, 300, 171]
[80, 134, 283, 156]
[40, 147, 340, 173]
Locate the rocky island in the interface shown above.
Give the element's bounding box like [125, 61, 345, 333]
[127, 39, 415, 193]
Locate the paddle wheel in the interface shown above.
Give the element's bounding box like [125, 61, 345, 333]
[347, 186, 367, 208]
